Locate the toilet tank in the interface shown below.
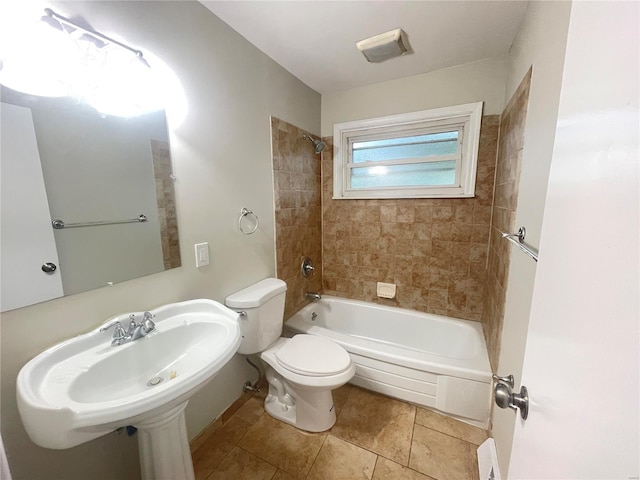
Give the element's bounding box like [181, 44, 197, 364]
[225, 278, 287, 355]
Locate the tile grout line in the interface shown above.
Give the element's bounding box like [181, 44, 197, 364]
[303, 433, 330, 480]
[408, 409, 417, 468]
[413, 420, 488, 446]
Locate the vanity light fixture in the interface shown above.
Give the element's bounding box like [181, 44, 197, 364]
[41, 8, 150, 68]
[0, 8, 161, 117]
[356, 28, 410, 63]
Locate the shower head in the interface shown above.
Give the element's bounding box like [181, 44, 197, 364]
[302, 134, 326, 154]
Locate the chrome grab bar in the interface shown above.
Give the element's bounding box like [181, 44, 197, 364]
[52, 214, 147, 229]
[501, 227, 538, 262]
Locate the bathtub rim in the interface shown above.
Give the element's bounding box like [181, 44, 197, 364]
[285, 296, 492, 384]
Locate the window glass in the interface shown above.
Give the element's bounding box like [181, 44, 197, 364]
[333, 102, 483, 199]
[350, 161, 456, 188]
[352, 131, 459, 163]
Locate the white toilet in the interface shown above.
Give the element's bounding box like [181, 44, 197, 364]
[225, 278, 355, 432]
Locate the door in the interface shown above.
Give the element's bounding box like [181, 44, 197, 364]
[1, 102, 64, 311]
[508, 2, 639, 478]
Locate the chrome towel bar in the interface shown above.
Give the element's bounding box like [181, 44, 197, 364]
[52, 214, 148, 229]
[501, 227, 538, 262]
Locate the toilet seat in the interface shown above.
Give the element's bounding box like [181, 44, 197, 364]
[275, 335, 351, 377]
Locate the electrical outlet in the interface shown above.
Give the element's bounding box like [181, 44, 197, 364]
[194, 242, 209, 268]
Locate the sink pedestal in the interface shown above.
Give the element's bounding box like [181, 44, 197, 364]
[136, 401, 195, 480]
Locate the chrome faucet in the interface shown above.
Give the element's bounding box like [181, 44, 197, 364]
[100, 311, 156, 346]
[305, 292, 321, 301]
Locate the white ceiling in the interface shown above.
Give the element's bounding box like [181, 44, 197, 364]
[200, 1, 529, 94]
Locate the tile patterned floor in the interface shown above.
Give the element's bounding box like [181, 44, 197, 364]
[192, 384, 487, 480]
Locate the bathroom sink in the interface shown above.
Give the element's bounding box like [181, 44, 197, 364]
[17, 299, 241, 451]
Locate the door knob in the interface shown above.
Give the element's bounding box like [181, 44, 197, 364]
[511, 386, 529, 420]
[492, 373, 515, 388]
[494, 382, 529, 420]
[494, 383, 512, 409]
[41, 262, 57, 273]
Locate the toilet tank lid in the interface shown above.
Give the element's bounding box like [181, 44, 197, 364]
[225, 278, 287, 308]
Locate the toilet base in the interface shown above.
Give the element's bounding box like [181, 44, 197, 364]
[263, 368, 337, 432]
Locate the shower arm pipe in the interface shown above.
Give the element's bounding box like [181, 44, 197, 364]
[43, 8, 146, 59]
[501, 227, 538, 262]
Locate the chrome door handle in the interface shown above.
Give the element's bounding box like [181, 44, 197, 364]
[511, 386, 529, 420]
[494, 383, 529, 420]
[492, 374, 514, 388]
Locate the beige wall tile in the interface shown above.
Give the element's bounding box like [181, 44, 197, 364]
[272, 117, 323, 320]
[481, 70, 532, 370]
[320, 116, 499, 320]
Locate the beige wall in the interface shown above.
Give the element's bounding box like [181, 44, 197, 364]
[271, 117, 323, 319]
[321, 57, 507, 136]
[0, 2, 320, 479]
[490, 1, 571, 476]
[321, 116, 499, 320]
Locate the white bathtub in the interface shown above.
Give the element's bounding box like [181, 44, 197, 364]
[284, 296, 492, 426]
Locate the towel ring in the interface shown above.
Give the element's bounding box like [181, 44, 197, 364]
[239, 208, 259, 235]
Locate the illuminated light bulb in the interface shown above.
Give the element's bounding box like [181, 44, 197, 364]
[0, 16, 78, 97]
[85, 47, 164, 117]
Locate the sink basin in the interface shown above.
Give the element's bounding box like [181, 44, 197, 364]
[17, 299, 241, 479]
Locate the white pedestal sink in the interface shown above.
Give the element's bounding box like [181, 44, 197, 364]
[16, 299, 241, 480]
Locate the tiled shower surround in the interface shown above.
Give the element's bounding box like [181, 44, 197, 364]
[272, 96, 529, 366]
[320, 117, 499, 320]
[271, 117, 323, 320]
[151, 139, 181, 270]
[482, 70, 532, 369]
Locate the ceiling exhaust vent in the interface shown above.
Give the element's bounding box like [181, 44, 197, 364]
[356, 28, 409, 63]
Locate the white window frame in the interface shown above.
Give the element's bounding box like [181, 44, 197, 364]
[333, 102, 484, 199]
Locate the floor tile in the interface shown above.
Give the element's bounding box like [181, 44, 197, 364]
[192, 416, 252, 480]
[415, 408, 488, 446]
[272, 470, 298, 480]
[331, 387, 416, 465]
[307, 435, 377, 480]
[409, 424, 478, 480]
[233, 394, 266, 425]
[221, 391, 254, 423]
[190, 418, 222, 453]
[207, 446, 276, 480]
[372, 457, 436, 480]
[332, 383, 353, 416]
[237, 413, 326, 479]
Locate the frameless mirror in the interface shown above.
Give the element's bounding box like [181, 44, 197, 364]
[0, 85, 181, 312]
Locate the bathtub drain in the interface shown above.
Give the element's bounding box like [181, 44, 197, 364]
[147, 376, 163, 386]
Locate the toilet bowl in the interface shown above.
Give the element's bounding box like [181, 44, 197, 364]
[261, 335, 355, 431]
[225, 278, 355, 432]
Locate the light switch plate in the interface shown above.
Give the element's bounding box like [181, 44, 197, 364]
[194, 242, 209, 268]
